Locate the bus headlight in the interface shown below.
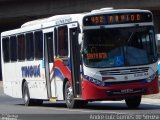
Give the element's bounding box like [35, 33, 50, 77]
[92, 79, 105, 86]
[146, 72, 157, 83]
[85, 75, 105, 86]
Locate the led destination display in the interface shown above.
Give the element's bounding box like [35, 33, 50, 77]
[83, 12, 152, 26]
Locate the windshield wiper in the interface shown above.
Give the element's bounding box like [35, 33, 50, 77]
[124, 24, 139, 65]
[126, 24, 139, 45]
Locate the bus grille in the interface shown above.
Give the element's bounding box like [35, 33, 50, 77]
[100, 67, 149, 75]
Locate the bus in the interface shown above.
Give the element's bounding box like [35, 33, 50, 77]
[1, 8, 159, 109]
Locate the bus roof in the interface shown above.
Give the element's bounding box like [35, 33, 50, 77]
[21, 14, 85, 28]
[1, 8, 151, 37]
[22, 8, 150, 27]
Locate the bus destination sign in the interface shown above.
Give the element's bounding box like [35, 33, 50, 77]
[83, 12, 152, 26]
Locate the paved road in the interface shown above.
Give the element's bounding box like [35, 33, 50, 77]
[0, 81, 160, 120]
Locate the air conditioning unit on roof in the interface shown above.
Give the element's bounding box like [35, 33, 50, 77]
[91, 7, 113, 13]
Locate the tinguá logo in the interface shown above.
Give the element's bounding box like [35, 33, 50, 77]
[21, 64, 41, 78]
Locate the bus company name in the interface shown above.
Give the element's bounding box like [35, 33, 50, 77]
[21, 65, 41, 78]
[56, 17, 72, 25]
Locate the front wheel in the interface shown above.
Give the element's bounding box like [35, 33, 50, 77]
[125, 96, 141, 109]
[65, 81, 86, 108]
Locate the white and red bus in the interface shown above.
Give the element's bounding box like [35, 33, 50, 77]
[1, 8, 159, 109]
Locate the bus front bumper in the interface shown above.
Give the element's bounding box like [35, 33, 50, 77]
[81, 77, 159, 101]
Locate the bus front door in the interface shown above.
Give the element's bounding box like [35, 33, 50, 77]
[69, 26, 81, 98]
[44, 32, 56, 99]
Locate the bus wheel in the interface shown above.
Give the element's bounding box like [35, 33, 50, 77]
[125, 96, 141, 109]
[22, 82, 34, 106]
[64, 81, 79, 108]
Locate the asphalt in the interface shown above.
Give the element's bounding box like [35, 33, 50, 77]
[0, 80, 160, 99]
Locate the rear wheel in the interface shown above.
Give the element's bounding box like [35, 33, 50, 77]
[125, 96, 141, 109]
[22, 82, 34, 106]
[22, 82, 43, 106]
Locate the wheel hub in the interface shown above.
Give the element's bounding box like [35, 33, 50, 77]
[66, 87, 73, 103]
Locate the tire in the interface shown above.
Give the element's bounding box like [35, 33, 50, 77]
[125, 96, 141, 109]
[22, 82, 43, 106]
[64, 81, 83, 108]
[22, 81, 34, 106]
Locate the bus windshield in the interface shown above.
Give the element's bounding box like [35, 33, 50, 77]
[83, 26, 157, 68]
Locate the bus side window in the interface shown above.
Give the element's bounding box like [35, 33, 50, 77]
[10, 36, 17, 62]
[45, 32, 53, 63]
[57, 26, 68, 57]
[18, 34, 25, 61]
[2, 37, 10, 62]
[35, 31, 43, 60]
[54, 28, 57, 57]
[26, 32, 34, 60]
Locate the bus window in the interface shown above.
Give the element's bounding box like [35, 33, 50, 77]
[58, 26, 68, 57]
[35, 31, 43, 59]
[54, 28, 57, 57]
[18, 34, 25, 61]
[26, 32, 34, 60]
[2, 37, 10, 62]
[45, 32, 53, 62]
[10, 36, 17, 62]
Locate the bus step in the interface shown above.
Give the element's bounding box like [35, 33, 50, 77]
[49, 97, 57, 102]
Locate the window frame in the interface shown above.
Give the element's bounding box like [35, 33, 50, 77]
[2, 37, 10, 63]
[57, 26, 69, 57]
[10, 35, 17, 62]
[34, 30, 43, 60]
[26, 32, 35, 60]
[17, 34, 26, 61]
